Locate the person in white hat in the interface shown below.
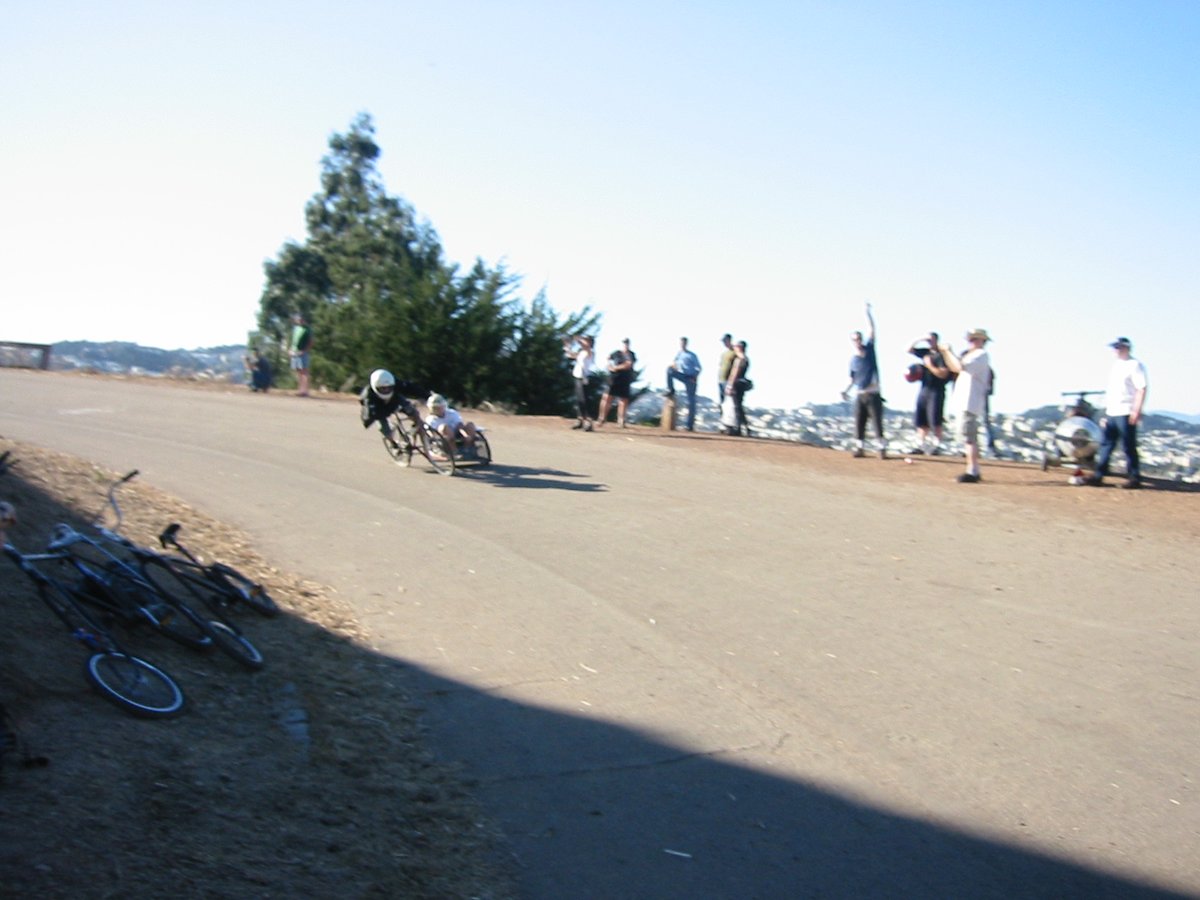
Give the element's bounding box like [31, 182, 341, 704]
[1086, 337, 1148, 489]
[940, 329, 992, 483]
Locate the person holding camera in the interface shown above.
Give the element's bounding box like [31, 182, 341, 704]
[907, 331, 951, 454]
[940, 329, 993, 483]
[563, 335, 596, 431]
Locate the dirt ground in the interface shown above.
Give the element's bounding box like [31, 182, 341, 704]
[0, 436, 516, 900]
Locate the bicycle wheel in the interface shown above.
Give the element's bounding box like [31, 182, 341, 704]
[106, 565, 213, 652]
[206, 621, 265, 671]
[210, 563, 280, 618]
[85, 652, 186, 717]
[141, 559, 266, 668]
[472, 432, 492, 466]
[422, 431, 456, 476]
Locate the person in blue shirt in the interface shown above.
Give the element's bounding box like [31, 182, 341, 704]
[665, 336, 703, 431]
[841, 302, 887, 459]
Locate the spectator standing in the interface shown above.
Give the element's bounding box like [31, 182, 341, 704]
[908, 331, 950, 454]
[563, 335, 595, 431]
[289, 313, 313, 397]
[665, 336, 702, 431]
[717, 334, 736, 406]
[1086, 337, 1148, 489]
[597, 338, 637, 428]
[842, 302, 886, 459]
[725, 340, 752, 436]
[940, 329, 993, 483]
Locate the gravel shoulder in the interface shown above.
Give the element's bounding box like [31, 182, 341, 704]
[0, 436, 516, 899]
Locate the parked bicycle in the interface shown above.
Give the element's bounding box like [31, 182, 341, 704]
[90, 472, 266, 670]
[0, 502, 186, 718]
[157, 522, 279, 618]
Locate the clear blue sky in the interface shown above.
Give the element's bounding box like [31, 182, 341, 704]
[3, 1, 1197, 414]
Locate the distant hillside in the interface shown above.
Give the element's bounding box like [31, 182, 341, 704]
[51, 341, 247, 379]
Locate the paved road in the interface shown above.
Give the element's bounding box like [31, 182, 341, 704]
[3, 371, 1196, 899]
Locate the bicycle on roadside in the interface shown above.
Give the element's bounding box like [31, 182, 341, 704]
[0, 502, 186, 718]
[89, 472, 266, 670]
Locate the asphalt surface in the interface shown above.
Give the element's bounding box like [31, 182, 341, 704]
[2, 370, 1197, 899]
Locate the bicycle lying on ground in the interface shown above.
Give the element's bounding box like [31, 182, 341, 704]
[381, 413, 492, 476]
[90, 471, 267, 670]
[0, 502, 186, 718]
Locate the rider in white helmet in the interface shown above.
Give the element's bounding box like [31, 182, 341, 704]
[360, 369, 424, 464]
[425, 393, 478, 458]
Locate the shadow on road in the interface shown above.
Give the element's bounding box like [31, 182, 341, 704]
[458, 463, 608, 492]
[406, 661, 1189, 900]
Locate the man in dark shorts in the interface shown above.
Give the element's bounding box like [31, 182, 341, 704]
[908, 331, 951, 454]
[597, 338, 637, 428]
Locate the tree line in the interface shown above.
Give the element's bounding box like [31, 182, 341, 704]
[253, 113, 599, 415]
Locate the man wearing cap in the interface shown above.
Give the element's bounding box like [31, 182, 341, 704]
[1086, 337, 1148, 489]
[907, 331, 951, 454]
[665, 337, 702, 431]
[940, 328, 992, 483]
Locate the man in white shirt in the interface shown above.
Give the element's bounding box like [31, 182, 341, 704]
[940, 328, 992, 483]
[1086, 337, 1148, 489]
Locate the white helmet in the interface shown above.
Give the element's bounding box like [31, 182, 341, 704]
[427, 393, 447, 413]
[369, 369, 395, 397]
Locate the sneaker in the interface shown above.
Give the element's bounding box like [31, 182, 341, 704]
[583, 421, 593, 432]
[851, 448, 865, 458]
[956, 472, 981, 483]
[1082, 475, 1104, 487]
[396, 452, 412, 468]
[1119, 479, 1142, 490]
[665, 390, 676, 399]
[571, 422, 583, 430]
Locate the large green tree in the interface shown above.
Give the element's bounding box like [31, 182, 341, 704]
[257, 113, 595, 412]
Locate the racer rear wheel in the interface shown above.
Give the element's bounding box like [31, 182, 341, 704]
[471, 432, 492, 466]
[423, 432, 456, 476]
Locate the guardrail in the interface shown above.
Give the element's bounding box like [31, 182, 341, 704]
[0, 342, 52, 370]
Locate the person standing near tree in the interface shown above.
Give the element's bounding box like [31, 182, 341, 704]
[289, 312, 313, 397]
[665, 336, 702, 431]
[940, 328, 993, 483]
[1086, 337, 1148, 489]
[597, 338, 637, 428]
[563, 334, 595, 431]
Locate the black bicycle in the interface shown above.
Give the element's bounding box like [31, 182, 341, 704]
[1, 507, 185, 718]
[45, 522, 215, 653]
[90, 473, 265, 670]
[157, 522, 279, 618]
